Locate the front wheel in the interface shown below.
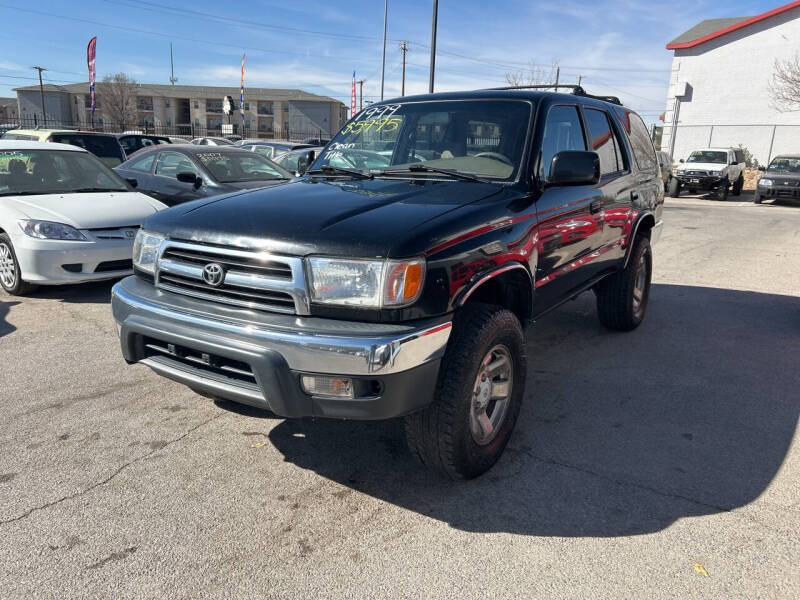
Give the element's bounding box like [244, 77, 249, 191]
[404, 304, 526, 479]
[595, 235, 652, 331]
[0, 234, 36, 296]
[668, 177, 681, 198]
[716, 178, 729, 201]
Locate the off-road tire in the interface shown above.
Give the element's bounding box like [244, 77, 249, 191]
[595, 235, 652, 331]
[732, 173, 744, 196]
[668, 177, 681, 198]
[404, 303, 526, 480]
[0, 233, 36, 296]
[716, 178, 729, 201]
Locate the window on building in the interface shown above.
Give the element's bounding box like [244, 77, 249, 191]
[194, 118, 200, 126]
[583, 108, 625, 176]
[245, 120, 250, 128]
[165, 99, 170, 108]
[193, 101, 199, 109]
[539, 105, 586, 180]
[166, 117, 172, 126]
[245, 102, 250, 111]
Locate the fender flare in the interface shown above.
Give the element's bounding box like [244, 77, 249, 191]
[623, 212, 656, 268]
[456, 262, 534, 307]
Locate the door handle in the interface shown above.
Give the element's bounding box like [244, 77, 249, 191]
[590, 200, 603, 214]
[630, 191, 639, 201]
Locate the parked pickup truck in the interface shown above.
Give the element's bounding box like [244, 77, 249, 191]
[670, 147, 746, 200]
[111, 87, 664, 479]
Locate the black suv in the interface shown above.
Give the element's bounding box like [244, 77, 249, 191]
[112, 88, 664, 479]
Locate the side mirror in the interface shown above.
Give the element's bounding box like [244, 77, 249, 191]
[297, 151, 315, 175]
[546, 151, 600, 187]
[679, 159, 685, 163]
[758, 165, 766, 171]
[176, 171, 202, 188]
[125, 177, 138, 188]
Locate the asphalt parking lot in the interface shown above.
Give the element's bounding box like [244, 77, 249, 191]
[1, 192, 798, 599]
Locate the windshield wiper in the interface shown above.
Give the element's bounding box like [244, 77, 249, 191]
[306, 165, 373, 180]
[377, 164, 491, 183]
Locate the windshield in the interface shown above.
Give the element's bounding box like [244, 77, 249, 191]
[311, 99, 533, 181]
[195, 151, 291, 183]
[687, 151, 727, 164]
[49, 134, 125, 167]
[768, 157, 800, 173]
[0, 149, 130, 196]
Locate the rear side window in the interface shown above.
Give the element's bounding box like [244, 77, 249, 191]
[614, 108, 656, 173]
[127, 153, 155, 173]
[539, 105, 586, 179]
[50, 134, 125, 167]
[583, 108, 625, 175]
[734, 149, 745, 164]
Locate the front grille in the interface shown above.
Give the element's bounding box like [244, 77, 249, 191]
[155, 241, 308, 314]
[775, 179, 800, 188]
[684, 170, 709, 176]
[90, 226, 140, 240]
[95, 259, 133, 272]
[141, 335, 258, 388]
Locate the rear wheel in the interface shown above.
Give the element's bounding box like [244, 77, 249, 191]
[732, 173, 744, 196]
[668, 177, 681, 198]
[595, 235, 652, 331]
[404, 303, 526, 479]
[0, 234, 36, 296]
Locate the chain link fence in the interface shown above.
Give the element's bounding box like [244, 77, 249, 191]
[661, 123, 800, 166]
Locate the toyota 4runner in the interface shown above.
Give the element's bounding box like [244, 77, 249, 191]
[111, 87, 664, 479]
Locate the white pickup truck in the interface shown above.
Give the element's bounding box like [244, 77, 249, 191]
[669, 147, 746, 200]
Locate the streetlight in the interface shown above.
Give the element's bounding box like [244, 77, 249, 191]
[380, 0, 388, 101]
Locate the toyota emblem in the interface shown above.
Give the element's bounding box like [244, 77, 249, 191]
[202, 263, 225, 287]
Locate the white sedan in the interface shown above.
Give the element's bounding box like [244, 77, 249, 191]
[0, 140, 167, 295]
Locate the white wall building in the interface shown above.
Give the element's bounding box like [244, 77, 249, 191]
[662, 1, 800, 165]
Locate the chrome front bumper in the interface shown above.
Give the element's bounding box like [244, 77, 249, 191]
[111, 276, 452, 418]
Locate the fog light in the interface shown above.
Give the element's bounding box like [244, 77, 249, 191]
[300, 375, 354, 398]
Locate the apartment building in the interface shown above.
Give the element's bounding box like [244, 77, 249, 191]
[13, 82, 347, 139]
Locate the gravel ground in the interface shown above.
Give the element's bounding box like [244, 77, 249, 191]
[1, 193, 798, 599]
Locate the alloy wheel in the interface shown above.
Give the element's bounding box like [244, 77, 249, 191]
[0, 243, 16, 289]
[470, 344, 513, 445]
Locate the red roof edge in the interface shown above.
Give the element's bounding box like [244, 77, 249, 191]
[666, 0, 800, 49]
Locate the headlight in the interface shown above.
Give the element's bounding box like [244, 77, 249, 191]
[759, 178, 774, 186]
[19, 220, 87, 241]
[307, 257, 425, 307]
[132, 230, 165, 275]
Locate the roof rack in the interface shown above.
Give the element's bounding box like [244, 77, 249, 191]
[484, 84, 623, 106]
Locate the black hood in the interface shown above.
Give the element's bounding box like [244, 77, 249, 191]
[144, 177, 503, 257]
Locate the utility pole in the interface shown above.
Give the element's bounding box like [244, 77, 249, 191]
[380, 0, 388, 101]
[399, 41, 408, 96]
[357, 79, 365, 111]
[169, 42, 178, 85]
[429, 0, 438, 93]
[32, 66, 47, 126]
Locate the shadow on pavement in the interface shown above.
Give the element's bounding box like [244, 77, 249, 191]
[0, 299, 20, 338]
[29, 279, 119, 304]
[267, 283, 800, 537]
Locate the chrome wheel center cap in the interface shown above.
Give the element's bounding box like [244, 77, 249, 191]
[475, 378, 491, 410]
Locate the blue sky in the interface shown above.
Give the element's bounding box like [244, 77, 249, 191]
[0, 0, 785, 125]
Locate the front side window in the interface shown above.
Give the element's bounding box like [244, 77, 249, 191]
[195, 152, 289, 182]
[312, 100, 533, 181]
[539, 105, 586, 180]
[583, 108, 625, 176]
[0, 149, 129, 195]
[155, 151, 197, 177]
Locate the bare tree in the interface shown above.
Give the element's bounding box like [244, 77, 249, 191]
[97, 73, 139, 126]
[504, 59, 559, 88]
[770, 53, 800, 111]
